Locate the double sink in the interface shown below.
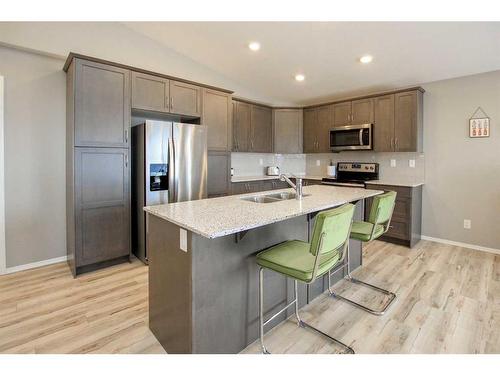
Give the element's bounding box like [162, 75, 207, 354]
[241, 192, 310, 203]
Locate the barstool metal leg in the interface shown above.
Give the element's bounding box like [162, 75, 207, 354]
[259, 267, 270, 354]
[328, 244, 396, 316]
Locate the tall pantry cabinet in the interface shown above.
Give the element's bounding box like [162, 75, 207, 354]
[66, 57, 131, 276]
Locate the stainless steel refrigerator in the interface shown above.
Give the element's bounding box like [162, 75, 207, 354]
[131, 120, 207, 263]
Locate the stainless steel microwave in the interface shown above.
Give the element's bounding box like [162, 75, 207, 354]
[329, 124, 373, 151]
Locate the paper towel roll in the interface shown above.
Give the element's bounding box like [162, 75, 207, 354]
[327, 165, 336, 177]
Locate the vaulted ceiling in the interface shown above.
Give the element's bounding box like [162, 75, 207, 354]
[123, 22, 500, 105]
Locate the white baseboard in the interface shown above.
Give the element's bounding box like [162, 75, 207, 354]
[3, 255, 67, 275]
[421, 236, 500, 256]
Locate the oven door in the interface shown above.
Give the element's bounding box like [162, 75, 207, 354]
[330, 124, 372, 151]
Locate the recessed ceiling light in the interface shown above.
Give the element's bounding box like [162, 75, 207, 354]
[295, 74, 305, 82]
[360, 55, 373, 64]
[248, 42, 260, 51]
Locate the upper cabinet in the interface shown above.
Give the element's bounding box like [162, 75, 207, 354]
[232, 100, 272, 153]
[131, 72, 169, 113]
[202, 89, 232, 152]
[273, 109, 303, 154]
[74, 59, 131, 148]
[232, 101, 251, 152]
[303, 108, 318, 153]
[250, 105, 273, 153]
[333, 98, 374, 127]
[374, 90, 423, 152]
[170, 80, 202, 117]
[131, 72, 201, 117]
[302, 106, 332, 153]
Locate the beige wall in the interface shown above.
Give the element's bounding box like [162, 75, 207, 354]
[421, 70, 500, 250]
[0, 46, 66, 267]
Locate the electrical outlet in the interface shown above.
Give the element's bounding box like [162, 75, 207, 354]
[259, 158, 263, 166]
[390, 159, 396, 167]
[316, 160, 321, 166]
[409, 159, 416, 168]
[463, 219, 471, 230]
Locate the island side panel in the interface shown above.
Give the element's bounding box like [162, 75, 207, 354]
[306, 199, 364, 302]
[191, 215, 309, 354]
[147, 214, 193, 353]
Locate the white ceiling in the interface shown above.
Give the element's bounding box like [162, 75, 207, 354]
[123, 22, 500, 106]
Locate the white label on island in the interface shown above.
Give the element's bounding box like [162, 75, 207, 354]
[179, 228, 187, 252]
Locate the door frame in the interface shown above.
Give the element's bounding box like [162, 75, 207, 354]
[0, 76, 6, 275]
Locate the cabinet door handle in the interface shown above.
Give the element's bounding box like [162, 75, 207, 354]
[125, 154, 128, 168]
[125, 129, 128, 143]
[170, 97, 174, 109]
[395, 138, 398, 151]
[251, 139, 254, 150]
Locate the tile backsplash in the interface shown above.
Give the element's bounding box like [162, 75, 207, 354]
[231, 151, 425, 182]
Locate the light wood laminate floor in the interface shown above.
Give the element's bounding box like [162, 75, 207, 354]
[1, 240, 499, 354]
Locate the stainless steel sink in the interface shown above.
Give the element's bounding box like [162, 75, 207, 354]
[241, 192, 310, 203]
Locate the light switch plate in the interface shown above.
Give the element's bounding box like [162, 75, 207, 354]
[390, 159, 396, 167]
[409, 159, 416, 168]
[316, 160, 321, 166]
[179, 228, 187, 252]
[463, 219, 471, 230]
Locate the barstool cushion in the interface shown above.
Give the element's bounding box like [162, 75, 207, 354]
[350, 221, 385, 242]
[256, 240, 341, 283]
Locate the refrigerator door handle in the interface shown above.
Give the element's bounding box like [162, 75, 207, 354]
[168, 137, 176, 202]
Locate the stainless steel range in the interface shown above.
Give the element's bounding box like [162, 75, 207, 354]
[322, 162, 379, 188]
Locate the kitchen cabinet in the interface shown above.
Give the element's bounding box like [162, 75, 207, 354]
[74, 59, 130, 148]
[131, 71, 169, 113]
[332, 101, 351, 127]
[303, 108, 318, 153]
[232, 101, 251, 152]
[364, 183, 422, 248]
[232, 100, 272, 153]
[373, 90, 423, 152]
[131, 73, 201, 117]
[203, 89, 232, 151]
[170, 80, 202, 117]
[333, 99, 374, 127]
[273, 109, 303, 154]
[373, 95, 395, 152]
[351, 98, 374, 124]
[74, 148, 130, 269]
[207, 151, 231, 197]
[231, 181, 262, 194]
[251, 105, 273, 153]
[317, 105, 333, 152]
[394, 91, 423, 152]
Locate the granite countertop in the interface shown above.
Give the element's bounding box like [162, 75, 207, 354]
[144, 185, 383, 239]
[231, 174, 328, 183]
[365, 180, 425, 188]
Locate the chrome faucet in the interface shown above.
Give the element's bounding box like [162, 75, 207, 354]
[279, 174, 303, 200]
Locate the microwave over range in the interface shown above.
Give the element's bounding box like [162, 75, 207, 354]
[329, 123, 373, 152]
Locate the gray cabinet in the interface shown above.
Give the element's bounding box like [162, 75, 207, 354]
[208, 151, 230, 197]
[231, 181, 262, 194]
[74, 59, 130, 147]
[131, 73, 201, 117]
[303, 108, 318, 153]
[250, 105, 272, 153]
[332, 101, 351, 127]
[170, 80, 202, 117]
[74, 148, 130, 268]
[67, 57, 131, 276]
[373, 95, 395, 152]
[351, 98, 374, 124]
[273, 109, 303, 154]
[232, 101, 251, 152]
[364, 184, 422, 248]
[317, 105, 333, 152]
[203, 89, 232, 151]
[131, 71, 169, 113]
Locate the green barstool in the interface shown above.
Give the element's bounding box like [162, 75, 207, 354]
[328, 191, 397, 316]
[256, 204, 355, 354]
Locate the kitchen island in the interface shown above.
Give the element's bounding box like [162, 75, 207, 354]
[144, 185, 383, 353]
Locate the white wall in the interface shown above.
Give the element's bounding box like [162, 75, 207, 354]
[0, 47, 66, 268]
[421, 70, 500, 250]
[0, 22, 275, 104]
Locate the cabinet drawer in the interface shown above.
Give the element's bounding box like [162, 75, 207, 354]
[385, 219, 410, 241]
[392, 198, 410, 220]
[365, 184, 411, 199]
